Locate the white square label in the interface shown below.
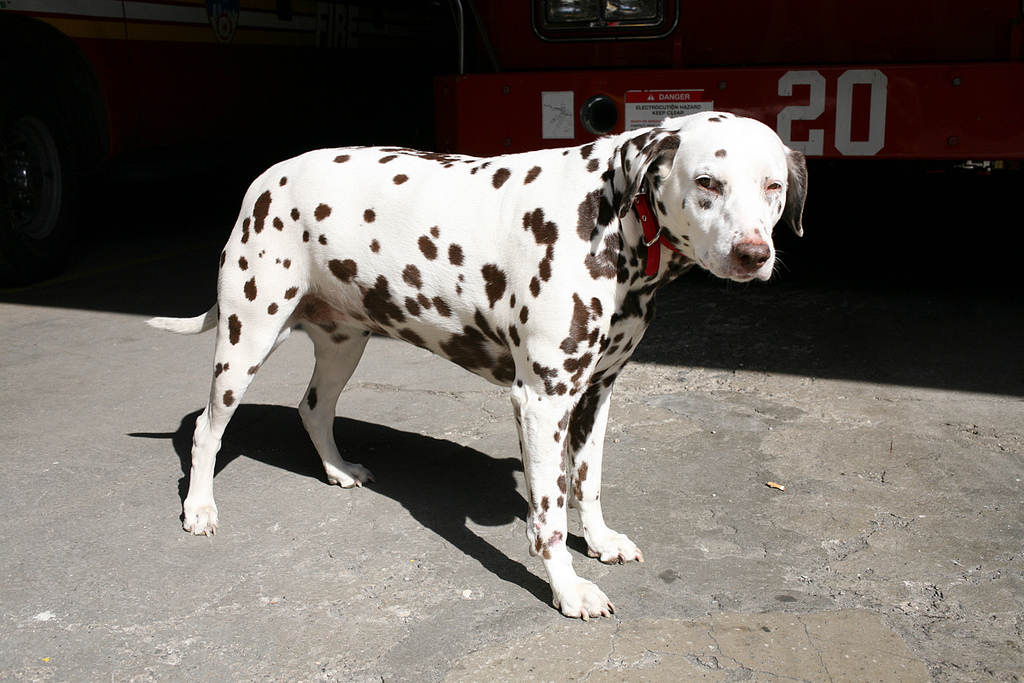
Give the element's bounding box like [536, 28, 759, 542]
[542, 91, 575, 139]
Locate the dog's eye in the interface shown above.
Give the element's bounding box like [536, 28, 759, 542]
[766, 181, 783, 192]
[696, 175, 716, 190]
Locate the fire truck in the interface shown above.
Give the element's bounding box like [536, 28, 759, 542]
[3, 1, 1021, 284]
[0, 0, 448, 283]
[435, 1, 1023, 161]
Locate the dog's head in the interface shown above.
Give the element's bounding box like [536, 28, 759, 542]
[618, 112, 807, 282]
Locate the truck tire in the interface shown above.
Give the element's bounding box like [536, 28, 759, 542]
[0, 88, 82, 285]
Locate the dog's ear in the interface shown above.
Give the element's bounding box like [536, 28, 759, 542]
[617, 129, 681, 219]
[781, 149, 807, 237]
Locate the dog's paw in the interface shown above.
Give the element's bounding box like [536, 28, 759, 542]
[183, 503, 219, 536]
[586, 530, 644, 565]
[552, 578, 615, 621]
[325, 461, 374, 488]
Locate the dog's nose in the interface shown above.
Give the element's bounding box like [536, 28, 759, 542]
[732, 242, 771, 271]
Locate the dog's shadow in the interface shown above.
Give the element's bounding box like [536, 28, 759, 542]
[140, 404, 553, 603]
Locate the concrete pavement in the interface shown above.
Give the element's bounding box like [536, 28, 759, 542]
[1, 204, 1022, 682]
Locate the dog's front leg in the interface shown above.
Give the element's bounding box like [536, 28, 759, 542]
[568, 377, 644, 564]
[511, 378, 614, 620]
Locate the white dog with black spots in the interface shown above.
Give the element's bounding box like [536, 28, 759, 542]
[149, 111, 807, 619]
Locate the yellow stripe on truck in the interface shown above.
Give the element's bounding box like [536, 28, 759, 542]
[36, 16, 128, 40]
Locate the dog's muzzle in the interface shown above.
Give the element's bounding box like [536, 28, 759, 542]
[727, 241, 773, 280]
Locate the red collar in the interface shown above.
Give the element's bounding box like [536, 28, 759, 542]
[631, 185, 686, 277]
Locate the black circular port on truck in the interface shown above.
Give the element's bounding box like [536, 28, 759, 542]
[580, 95, 618, 135]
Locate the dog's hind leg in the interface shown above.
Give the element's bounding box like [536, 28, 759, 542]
[298, 323, 374, 488]
[183, 312, 292, 535]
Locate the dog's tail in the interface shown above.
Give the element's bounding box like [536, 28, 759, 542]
[147, 304, 218, 335]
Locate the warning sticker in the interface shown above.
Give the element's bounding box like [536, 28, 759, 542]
[625, 90, 713, 130]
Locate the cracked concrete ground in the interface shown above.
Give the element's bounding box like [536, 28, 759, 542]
[1, 171, 1022, 682]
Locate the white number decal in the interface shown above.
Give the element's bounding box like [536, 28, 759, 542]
[834, 69, 888, 156]
[777, 69, 888, 157]
[777, 71, 826, 156]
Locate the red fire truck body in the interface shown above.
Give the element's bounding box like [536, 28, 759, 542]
[0, 0, 445, 283]
[435, 1, 1024, 160]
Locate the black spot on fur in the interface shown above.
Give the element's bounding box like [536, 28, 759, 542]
[482, 264, 507, 307]
[597, 194, 616, 227]
[253, 191, 272, 233]
[329, 259, 358, 283]
[585, 233, 621, 279]
[523, 208, 558, 245]
[492, 168, 511, 189]
[563, 352, 593, 386]
[473, 309, 504, 346]
[364, 275, 405, 327]
[560, 294, 591, 354]
[228, 314, 242, 345]
[610, 285, 658, 326]
[533, 361, 567, 396]
[244, 277, 257, 301]
[568, 383, 603, 451]
[448, 244, 464, 266]
[441, 327, 497, 376]
[573, 461, 589, 501]
[418, 235, 438, 260]
[403, 264, 423, 289]
[577, 190, 601, 240]
[538, 252, 552, 282]
[398, 328, 426, 346]
[432, 297, 452, 317]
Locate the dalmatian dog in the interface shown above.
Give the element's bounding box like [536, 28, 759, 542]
[149, 111, 806, 620]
